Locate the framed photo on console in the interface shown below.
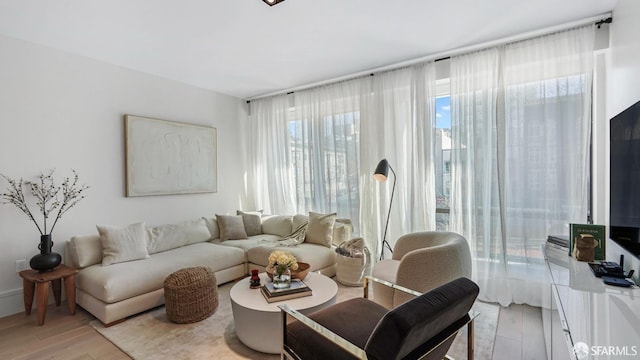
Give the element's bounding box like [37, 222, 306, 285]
[569, 223, 606, 261]
[124, 115, 217, 197]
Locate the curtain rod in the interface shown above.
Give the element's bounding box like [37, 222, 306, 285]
[246, 12, 612, 103]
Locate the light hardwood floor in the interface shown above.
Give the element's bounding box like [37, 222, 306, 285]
[493, 304, 548, 360]
[0, 301, 547, 359]
[0, 303, 128, 360]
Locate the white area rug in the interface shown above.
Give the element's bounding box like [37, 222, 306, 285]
[91, 279, 499, 359]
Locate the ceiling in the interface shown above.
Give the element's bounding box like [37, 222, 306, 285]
[0, 0, 617, 99]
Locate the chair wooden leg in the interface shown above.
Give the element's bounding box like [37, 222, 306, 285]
[363, 277, 369, 299]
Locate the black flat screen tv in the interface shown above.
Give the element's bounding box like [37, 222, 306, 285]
[610, 100, 640, 258]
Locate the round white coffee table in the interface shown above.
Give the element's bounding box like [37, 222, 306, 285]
[230, 271, 338, 354]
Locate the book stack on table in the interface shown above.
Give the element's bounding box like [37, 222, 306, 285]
[261, 280, 312, 303]
[546, 235, 569, 253]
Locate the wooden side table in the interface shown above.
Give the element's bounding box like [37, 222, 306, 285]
[19, 264, 78, 325]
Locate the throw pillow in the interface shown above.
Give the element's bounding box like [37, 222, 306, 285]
[216, 214, 249, 241]
[68, 234, 103, 268]
[305, 211, 337, 247]
[97, 222, 149, 266]
[292, 214, 309, 230]
[236, 210, 263, 236]
[202, 217, 220, 239]
[146, 218, 211, 254]
[146, 223, 188, 254]
[183, 218, 213, 245]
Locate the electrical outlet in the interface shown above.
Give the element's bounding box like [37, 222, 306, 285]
[15, 259, 27, 272]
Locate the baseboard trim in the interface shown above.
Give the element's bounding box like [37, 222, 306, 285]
[0, 285, 65, 318]
[0, 287, 24, 318]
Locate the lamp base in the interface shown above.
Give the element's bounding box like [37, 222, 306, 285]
[380, 239, 393, 260]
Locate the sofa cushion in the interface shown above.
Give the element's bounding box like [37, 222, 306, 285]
[183, 218, 213, 245]
[68, 234, 103, 269]
[247, 243, 336, 271]
[146, 224, 186, 254]
[306, 212, 337, 247]
[147, 218, 211, 254]
[262, 215, 293, 237]
[237, 210, 263, 236]
[212, 234, 282, 253]
[203, 217, 220, 239]
[97, 222, 149, 266]
[216, 214, 248, 240]
[292, 214, 308, 229]
[76, 242, 245, 303]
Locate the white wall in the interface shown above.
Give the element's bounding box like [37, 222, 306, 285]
[0, 34, 248, 316]
[609, 0, 640, 116]
[606, 0, 640, 280]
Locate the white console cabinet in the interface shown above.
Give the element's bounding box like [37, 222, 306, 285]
[543, 247, 640, 359]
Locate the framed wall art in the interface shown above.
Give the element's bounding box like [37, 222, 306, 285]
[124, 115, 217, 197]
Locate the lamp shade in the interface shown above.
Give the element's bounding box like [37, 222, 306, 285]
[373, 159, 390, 182]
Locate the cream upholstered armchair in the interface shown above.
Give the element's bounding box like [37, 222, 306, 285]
[372, 231, 472, 308]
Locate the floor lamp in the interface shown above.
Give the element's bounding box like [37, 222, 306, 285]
[373, 159, 395, 260]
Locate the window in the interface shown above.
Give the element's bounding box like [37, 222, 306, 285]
[288, 110, 361, 233]
[500, 75, 591, 264]
[434, 74, 592, 263]
[435, 80, 451, 231]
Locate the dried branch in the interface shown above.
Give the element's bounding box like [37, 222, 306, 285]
[1, 169, 89, 235]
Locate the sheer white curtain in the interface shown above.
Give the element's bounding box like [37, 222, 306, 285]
[450, 25, 595, 306]
[243, 94, 296, 215]
[360, 64, 437, 258]
[289, 81, 363, 226]
[245, 63, 438, 257]
[245, 81, 365, 229]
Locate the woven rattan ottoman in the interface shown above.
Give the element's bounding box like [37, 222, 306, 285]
[164, 267, 218, 324]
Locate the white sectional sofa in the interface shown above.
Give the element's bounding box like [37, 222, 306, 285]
[65, 213, 352, 325]
[211, 213, 351, 276]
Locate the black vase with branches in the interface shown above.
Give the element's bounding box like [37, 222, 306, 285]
[1, 169, 89, 272]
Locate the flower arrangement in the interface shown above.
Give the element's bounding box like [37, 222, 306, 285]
[0, 169, 89, 235]
[268, 250, 299, 274]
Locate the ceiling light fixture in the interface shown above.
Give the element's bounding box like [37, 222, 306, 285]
[263, 0, 286, 6]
